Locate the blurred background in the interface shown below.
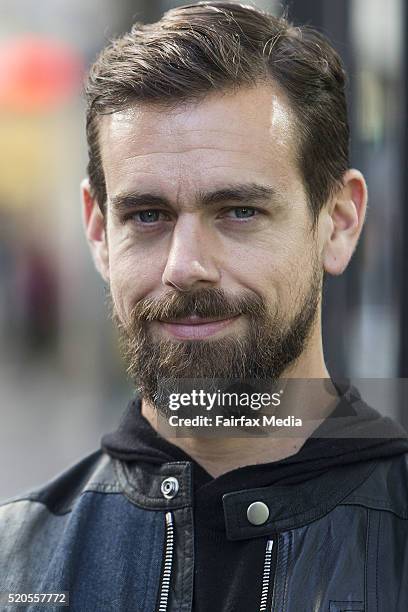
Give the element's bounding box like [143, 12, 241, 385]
[0, 0, 406, 499]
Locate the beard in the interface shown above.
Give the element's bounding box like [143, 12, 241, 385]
[109, 258, 323, 420]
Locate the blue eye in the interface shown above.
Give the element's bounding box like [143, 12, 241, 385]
[231, 207, 256, 218]
[137, 210, 161, 223]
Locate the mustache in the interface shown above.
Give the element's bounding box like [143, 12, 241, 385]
[127, 288, 267, 323]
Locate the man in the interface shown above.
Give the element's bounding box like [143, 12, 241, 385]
[1, 2, 408, 611]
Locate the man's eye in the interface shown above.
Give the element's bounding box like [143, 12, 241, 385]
[135, 210, 165, 223]
[226, 207, 257, 219]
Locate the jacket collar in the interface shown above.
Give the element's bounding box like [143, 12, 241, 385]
[107, 383, 408, 540]
[113, 454, 376, 540]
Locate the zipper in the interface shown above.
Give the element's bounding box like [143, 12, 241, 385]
[157, 511, 175, 612]
[259, 538, 274, 612]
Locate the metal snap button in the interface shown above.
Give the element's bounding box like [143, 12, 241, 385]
[161, 476, 179, 500]
[246, 501, 270, 525]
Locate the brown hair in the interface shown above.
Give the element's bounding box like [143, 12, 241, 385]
[85, 1, 349, 225]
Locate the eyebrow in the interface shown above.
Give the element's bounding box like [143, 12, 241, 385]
[110, 183, 283, 213]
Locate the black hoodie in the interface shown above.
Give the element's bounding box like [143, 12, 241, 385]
[102, 382, 408, 612]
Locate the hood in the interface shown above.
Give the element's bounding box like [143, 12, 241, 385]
[102, 381, 408, 533]
[102, 380, 408, 481]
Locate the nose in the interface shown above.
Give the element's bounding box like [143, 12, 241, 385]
[162, 213, 221, 291]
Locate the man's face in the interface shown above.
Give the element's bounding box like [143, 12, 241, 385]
[97, 84, 326, 405]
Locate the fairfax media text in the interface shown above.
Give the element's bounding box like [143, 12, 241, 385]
[168, 414, 303, 428]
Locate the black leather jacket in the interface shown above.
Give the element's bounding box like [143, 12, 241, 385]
[1, 399, 408, 611]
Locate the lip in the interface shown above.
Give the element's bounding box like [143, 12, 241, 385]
[157, 314, 240, 340]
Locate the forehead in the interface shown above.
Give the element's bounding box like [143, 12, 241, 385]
[99, 84, 302, 205]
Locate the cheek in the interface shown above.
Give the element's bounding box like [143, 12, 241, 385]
[107, 238, 165, 322]
[226, 230, 300, 276]
[224, 233, 313, 307]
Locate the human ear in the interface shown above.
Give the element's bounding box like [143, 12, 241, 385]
[81, 178, 110, 283]
[322, 169, 367, 275]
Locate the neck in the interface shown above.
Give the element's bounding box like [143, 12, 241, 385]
[141, 326, 335, 479]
